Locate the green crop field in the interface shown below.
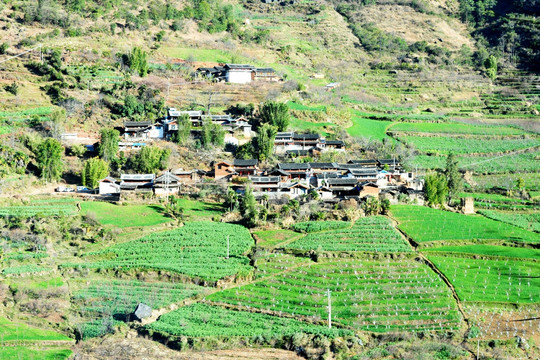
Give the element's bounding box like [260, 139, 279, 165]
[73, 280, 205, 319]
[254, 229, 304, 248]
[80, 202, 172, 228]
[391, 205, 540, 245]
[346, 114, 392, 141]
[2, 265, 51, 275]
[68, 222, 254, 282]
[146, 303, 353, 338]
[422, 245, 540, 260]
[292, 221, 351, 233]
[175, 198, 224, 219]
[427, 255, 539, 304]
[0, 347, 72, 360]
[0, 317, 72, 342]
[286, 217, 411, 252]
[0, 199, 78, 217]
[254, 252, 311, 279]
[388, 122, 526, 136]
[209, 258, 461, 332]
[478, 210, 540, 233]
[407, 151, 540, 173]
[398, 136, 539, 155]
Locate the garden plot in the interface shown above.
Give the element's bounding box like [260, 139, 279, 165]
[209, 258, 462, 333]
[286, 217, 411, 253]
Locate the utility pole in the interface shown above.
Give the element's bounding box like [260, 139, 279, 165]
[327, 289, 332, 328]
[226, 235, 230, 259]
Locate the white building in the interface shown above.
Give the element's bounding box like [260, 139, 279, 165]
[98, 177, 120, 195]
[224, 64, 254, 84]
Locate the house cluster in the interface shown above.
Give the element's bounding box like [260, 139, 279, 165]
[213, 158, 420, 201]
[197, 64, 279, 84]
[97, 158, 421, 203]
[274, 132, 345, 155]
[120, 108, 254, 150]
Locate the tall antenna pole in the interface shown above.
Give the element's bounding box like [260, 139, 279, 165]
[327, 289, 332, 328]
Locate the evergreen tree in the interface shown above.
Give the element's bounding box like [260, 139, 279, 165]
[82, 158, 109, 189]
[241, 185, 258, 227]
[445, 152, 462, 203]
[253, 123, 277, 161]
[172, 114, 191, 145]
[424, 172, 448, 207]
[126, 47, 149, 77]
[259, 101, 289, 131]
[35, 138, 64, 183]
[128, 146, 170, 173]
[98, 128, 119, 162]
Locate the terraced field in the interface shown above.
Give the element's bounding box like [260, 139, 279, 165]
[66, 222, 255, 282]
[209, 258, 462, 332]
[0, 198, 78, 217]
[286, 216, 411, 252]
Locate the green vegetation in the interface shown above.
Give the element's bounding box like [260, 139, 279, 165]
[346, 114, 392, 141]
[81, 158, 109, 189]
[286, 217, 411, 253]
[71, 222, 254, 282]
[389, 122, 526, 136]
[254, 229, 304, 248]
[390, 205, 540, 245]
[478, 210, 540, 233]
[0, 347, 72, 360]
[175, 198, 224, 220]
[0, 199, 78, 217]
[398, 136, 539, 155]
[34, 138, 64, 182]
[259, 101, 290, 132]
[2, 265, 51, 275]
[292, 221, 351, 233]
[127, 146, 171, 173]
[423, 245, 540, 260]
[254, 252, 310, 279]
[0, 317, 72, 341]
[209, 258, 461, 332]
[80, 202, 172, 228]
[147, 303, 352, 337]
[74, 280, 204, 320]
[428, 255, 539, 304]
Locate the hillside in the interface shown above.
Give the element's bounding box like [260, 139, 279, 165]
[0, 0, 539, 359]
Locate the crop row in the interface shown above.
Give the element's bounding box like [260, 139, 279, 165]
[292, 220, 351, 233]
[391, 205, 539, 245]
[398, 136, 539, 155]
[74, 280, 204, 318]
[407, 152, 540, 173]
[286, 216, 411, 253]
[478, 210, 539, 233]
[389, 122, 525, 136]
[65, 222, 255, 282]
[146, 303, 353, 338]
[208, 258, 461, 332]
[0, 204, 77, 217]
[427, 255, 539, 304]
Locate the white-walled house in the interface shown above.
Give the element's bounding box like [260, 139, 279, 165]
[225, 64, 254, 84]
[98, 177, 120, 195]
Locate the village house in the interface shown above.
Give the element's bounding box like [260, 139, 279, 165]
[215, 159, 259, 181]
[123, 121, 153, 141]
[274, 132, 343, 154]
[172, 168, 203, 184]
[119, 174, 155, 191]
[249, 176, 281, 192]
[196, 64, 278, 84]
[153, 172, 181, 196]
[277, 163, 311, 180]
[326, 178, 359, 197]
[359, 182, 380, 198]
[98, 176, 120, 195]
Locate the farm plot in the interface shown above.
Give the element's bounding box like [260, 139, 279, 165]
[254, 252, 312, 279]
[0, 199, 78, 217]
[286, 217, 411, 252]
[398, 136, 539, 155]
[68, 222, 254, 282]
[427, 255, 539, 304]
[73, 280, 205, 320]
[388, 122, 526, 136]
[80, 202, 172, 228]
[209, 258, 462, 332]
[423, 245, 540, 260]
[407, 151, 540, 173]
[292, 221, 351, 233]
[390, 205, 540, 245]
[478, 210, 540, 233]
[146, 303, 353, 338]
[253, 229, 304, 249]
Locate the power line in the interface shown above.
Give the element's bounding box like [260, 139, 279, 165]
[0, 44, 42, 65]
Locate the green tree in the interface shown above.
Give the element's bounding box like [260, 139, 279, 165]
[253, 123, 277, 161]
[225, 187, 239, 211]
[98, 128, 119, 162]
[241, 185, 258, 227]
[126, 47, 149, 77]
[380, 198, 391, 214]
[81, 158, 109, 189]
[484, 55, 497, 80]
[362, 196, 380, 216]
[34, 138, 64, 183]
[258, 101, 289, 131]
[424, 172, 448, 207]
[516, 177, 525, 192]
[172, 114, 191, 145]
[164, 195, 185, 222]
[200, 120, 225, 149]
[444, 152, 463, 203]
[70, 144, 87, 158]
[128, 146, 170, 173]
[0, 43, 8, 55]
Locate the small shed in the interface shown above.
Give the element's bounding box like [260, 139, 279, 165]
[133, 303, 152, 321]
